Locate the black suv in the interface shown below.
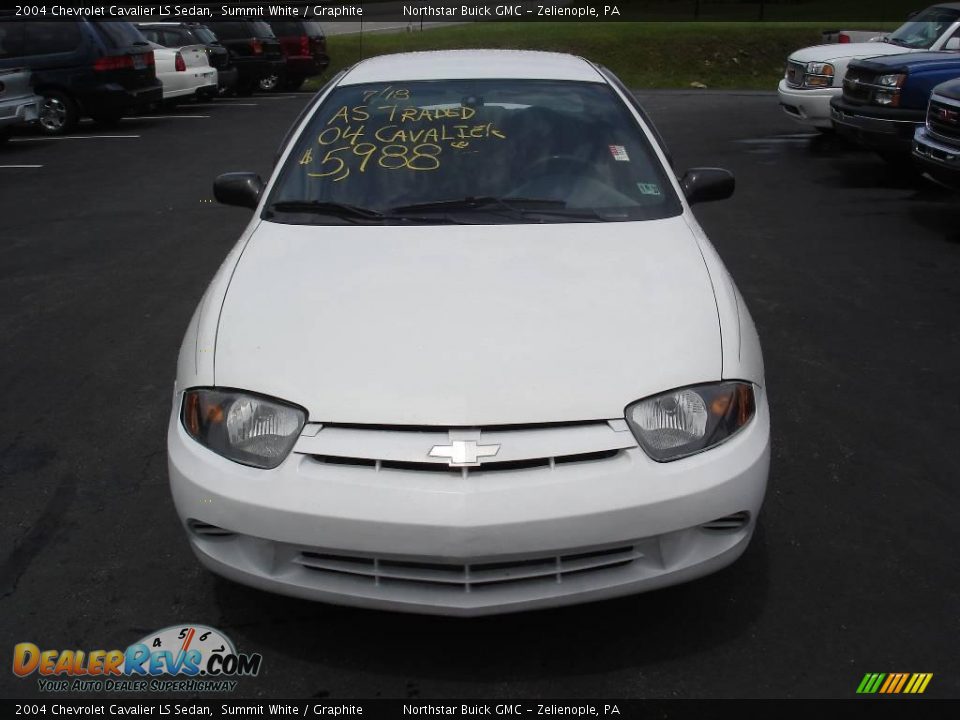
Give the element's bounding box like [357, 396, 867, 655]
[261, 20, 329, 91]
[137, 22, 238, 94]
[0, 19, 162, 135]
[204, 21, 283, 95]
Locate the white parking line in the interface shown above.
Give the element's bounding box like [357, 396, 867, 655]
[0, 164, 42, 168]
[122, 115, 211, 120]
[10, 135, 140, 142]
[192, 103, 257, 108]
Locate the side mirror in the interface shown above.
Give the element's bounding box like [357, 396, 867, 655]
[213, 172, 263, 209]
[945, 36, 960, 51]
[681, 168, 735, 205]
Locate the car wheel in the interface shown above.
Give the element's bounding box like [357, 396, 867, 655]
[258, 73, 281, 92]
[38, 91, 79, 136]
[284, 76, 306, 91]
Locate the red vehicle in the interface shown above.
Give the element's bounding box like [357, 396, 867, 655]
[262, 20, 330, 91]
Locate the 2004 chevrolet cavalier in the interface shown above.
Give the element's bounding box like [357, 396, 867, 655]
[168, 50, 770, 615]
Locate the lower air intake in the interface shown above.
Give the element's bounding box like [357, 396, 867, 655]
[188, 520, 235, 538]
[700, 511, 750, 532]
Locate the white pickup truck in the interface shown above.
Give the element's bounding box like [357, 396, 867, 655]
[779, 3, 960, 129]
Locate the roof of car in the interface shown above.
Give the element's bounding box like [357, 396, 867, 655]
[338, 50, 606, 85]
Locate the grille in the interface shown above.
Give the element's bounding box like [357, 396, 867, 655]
[785, 61, 806, 88]
[700, 512, 750, 532]
[311, 448, 621, 475]
[294, 421, 636, 477]
[927, 98, 960, 143]
[293, 542, 646, 592]
[188, 520, 234, 538]
[842, 68, 875, 104]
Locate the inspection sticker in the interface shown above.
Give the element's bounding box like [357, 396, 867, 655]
[609, 145, 630, 161]
[637, 183, 662, 196]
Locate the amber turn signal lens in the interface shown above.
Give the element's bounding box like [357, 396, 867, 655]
[183, 391, 201, 436]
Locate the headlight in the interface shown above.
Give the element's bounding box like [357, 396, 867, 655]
[625, 382, 756, 462]
[873, 73, 905, 107]
[877, 73, 906, 87]
[181, 388, 307, 469]
[804, 62, 835, 87]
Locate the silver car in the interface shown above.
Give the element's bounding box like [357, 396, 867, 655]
[0, 67, 41, 142]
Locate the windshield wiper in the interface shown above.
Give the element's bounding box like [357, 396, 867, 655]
[265, 200, 462, 225]
[391, 196, 567, 215]
[265, 200, 386, 223]
[391, 197, 618, 222]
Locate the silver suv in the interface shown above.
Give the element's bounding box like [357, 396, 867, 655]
[0, 67, 40, 142]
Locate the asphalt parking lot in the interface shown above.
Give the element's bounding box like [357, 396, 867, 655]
[1, 88, 958, 700]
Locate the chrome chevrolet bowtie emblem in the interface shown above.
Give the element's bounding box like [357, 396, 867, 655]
[429, 440, 500, 466]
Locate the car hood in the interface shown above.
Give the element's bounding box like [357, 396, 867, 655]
[854, 51, 960, 73]
[214, 216, 722, 425]
[790, 41, 909, 64]
[934, 76, 960, 100]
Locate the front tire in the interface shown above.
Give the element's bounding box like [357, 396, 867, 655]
[38, 91, 79, 136]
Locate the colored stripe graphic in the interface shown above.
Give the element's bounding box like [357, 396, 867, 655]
[857, 673, 932, 694]
[893, 673, 910, 693]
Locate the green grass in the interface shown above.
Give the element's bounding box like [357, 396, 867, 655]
[305, 21, 899, 92]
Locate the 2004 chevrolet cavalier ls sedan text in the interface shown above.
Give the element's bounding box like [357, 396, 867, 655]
[167, 50, 771, 616]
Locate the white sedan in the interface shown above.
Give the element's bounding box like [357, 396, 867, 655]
[168, 50, 770, 616]
[149, 42, 217, 102]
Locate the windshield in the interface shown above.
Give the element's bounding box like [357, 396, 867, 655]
[266, 79, 681, 224]
[887, 7, 960, 48]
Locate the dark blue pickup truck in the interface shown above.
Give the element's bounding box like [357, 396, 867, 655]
[830, 51, 960, 163]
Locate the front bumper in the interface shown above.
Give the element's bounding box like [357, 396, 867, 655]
[168, 391, 770, 616]
[913, 126, 960, 188]
[0, 94, 41, 128]
[777, 80, 839, 129]
[830, 99, 923, 151]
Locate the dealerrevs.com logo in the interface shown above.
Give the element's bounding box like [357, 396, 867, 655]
[12, 624, 262, 693]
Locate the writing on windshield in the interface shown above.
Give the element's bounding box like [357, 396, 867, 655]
[298, 86, 509, 182]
